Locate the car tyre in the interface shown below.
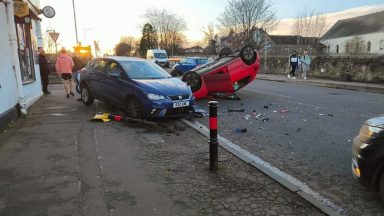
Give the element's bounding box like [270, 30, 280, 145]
[219, 47, 233, 58]
[182, 71, 202, 93]
[171, 69, 182, 77]
[126, 96, 143, 119]
[239, 45, 257, 65]
[80, 84, 94, 106]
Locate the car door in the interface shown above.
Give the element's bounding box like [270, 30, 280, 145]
[184, 58, 196, 71]
[101, 61, 127, 107]
[86, 59, 108, 100]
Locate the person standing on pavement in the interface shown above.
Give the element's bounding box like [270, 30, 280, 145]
[300, 50, 311, 80]
[288, 50, 299, 79]
[38, 48, 51, 94]
[55, 48, 75, 98]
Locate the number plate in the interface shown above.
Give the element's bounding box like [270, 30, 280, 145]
[173, 101, 189, 108]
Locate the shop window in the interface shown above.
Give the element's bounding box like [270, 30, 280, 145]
[14, 16, 36, 84]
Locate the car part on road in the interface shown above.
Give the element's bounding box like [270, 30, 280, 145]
[235, 128, 247, 133]
[227, 108, 245, 112]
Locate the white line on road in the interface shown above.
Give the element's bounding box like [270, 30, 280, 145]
[182, 119, 345, 216]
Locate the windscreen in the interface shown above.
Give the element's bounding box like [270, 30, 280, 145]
[120, 60, 171, 79]
[154, 53, 168, 58]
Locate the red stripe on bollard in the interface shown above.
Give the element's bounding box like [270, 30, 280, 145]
[114, 116, 122, 121]
[209, 117, 218, 130]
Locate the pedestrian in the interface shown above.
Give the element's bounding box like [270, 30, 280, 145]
[38, 48, 51, 94]
[300, 50, 311, 80]
[297, 49, 303, 78]
[55, 47, 75, 98]
[288, 50, 299, 79]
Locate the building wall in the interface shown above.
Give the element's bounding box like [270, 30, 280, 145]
[0, 0, 43, 126]
[321, 32, 384, 54]
[0, 4, 18, 114]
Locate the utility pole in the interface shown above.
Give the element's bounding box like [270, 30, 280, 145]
[72, 0, 79, 45]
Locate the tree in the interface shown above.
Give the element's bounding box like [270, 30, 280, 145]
[201, 23, 216, 47]
[217, 0, 278, 47]
[114, 42, 131, 56]
[345, 36, 366, 56]
[291, 9, 326, 46]
[139, 23, 158, 57]
[143, 8, 187, 55]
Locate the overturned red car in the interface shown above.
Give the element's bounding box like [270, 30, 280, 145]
[180, 45, 260, 99]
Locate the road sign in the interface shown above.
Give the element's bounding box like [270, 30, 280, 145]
[49, 32, 59, 42]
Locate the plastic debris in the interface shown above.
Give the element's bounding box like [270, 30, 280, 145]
[235, 128, 247, 133]
[244, 115, 250, 120]
[262, 117, 270, 123]
[280, 109, 289, 113]
[319, 114, 325, 116]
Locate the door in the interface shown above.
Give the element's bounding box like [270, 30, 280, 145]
[101, 61, 127, 107]
[86, 59, 108, 100]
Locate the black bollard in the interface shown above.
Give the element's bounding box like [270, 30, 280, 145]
[208, 101, 218, 171]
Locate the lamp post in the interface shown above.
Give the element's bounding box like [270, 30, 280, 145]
[72, 0, 79, 45]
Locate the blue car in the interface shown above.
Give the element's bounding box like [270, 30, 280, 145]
[79, 57, 195, 118]
[171, 57, 208, 77]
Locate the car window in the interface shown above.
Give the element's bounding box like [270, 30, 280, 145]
[196, 59, 208, 65]
[154, 53, 168, 58]
[120, 60, 171, 79]
[182, 58, 194, 64]
[107, 62, 124, 77]
[92, 59, 108, 74]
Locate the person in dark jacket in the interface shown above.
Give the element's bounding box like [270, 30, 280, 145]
[288, 50, 299, 79]
[38, 48, 51, 94]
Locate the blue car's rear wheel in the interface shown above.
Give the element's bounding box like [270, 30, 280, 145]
[126, 96, 143, 119]
[80, 84, 94, 106]
[240, 45, 256, 65]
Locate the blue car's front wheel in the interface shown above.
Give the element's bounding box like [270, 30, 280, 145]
[126, 96, 143, 119]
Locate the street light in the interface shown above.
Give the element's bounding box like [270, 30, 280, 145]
[72, 0, 79, 45]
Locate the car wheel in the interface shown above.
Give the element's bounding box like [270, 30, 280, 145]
[379, 172, 384, 202]
[80, 84, 94, 105]
[182, 71, 202, 93]
[219, 47, 233, 58]
[126, 96, 143, 119]
[239, 45, 257, 65]
[171, 69, 182, 77]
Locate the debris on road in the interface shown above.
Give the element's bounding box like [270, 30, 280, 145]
[280, 109, 289, 113]
[328, 114, 334, 116]
[318, 114, 325, 116]
[235, 128, 247, 133]
[262, 117, 270, 123]
[228, 108, 245, 112]
[263, 105, 269, 109]
[244, 115, 250, 120]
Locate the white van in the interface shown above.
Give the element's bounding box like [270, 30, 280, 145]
[146, 49, 169, 68]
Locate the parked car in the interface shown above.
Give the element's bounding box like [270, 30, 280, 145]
[181, 45, 260, 99]
[79, 57, 195, 118]
[146, 49, 169, 68]
[352, 115, 384, 201]
[170, 57, 209, 77]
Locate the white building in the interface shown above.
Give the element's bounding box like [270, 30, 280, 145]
[0, 0, 46, 130]
[320, 11, 384, 55]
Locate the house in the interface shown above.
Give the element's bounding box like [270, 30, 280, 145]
[0, 0, 46, 131]
[320, 11, 384, 55]
[185, 46, 205, 54]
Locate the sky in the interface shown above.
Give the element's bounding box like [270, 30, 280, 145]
[38, 0, 384, 53]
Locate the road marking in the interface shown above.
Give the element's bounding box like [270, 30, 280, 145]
[182, 119, 345, 216]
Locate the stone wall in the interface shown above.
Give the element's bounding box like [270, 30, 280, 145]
[260, 55, 384, 83]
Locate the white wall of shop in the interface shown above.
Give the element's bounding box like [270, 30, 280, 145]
[0, 4, 18, 114]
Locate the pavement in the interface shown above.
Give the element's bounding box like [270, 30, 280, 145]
[256, 73, 384, 94]
[0, 84, 324, 216]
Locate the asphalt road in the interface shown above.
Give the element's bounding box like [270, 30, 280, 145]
[195, 79, 384, 215]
